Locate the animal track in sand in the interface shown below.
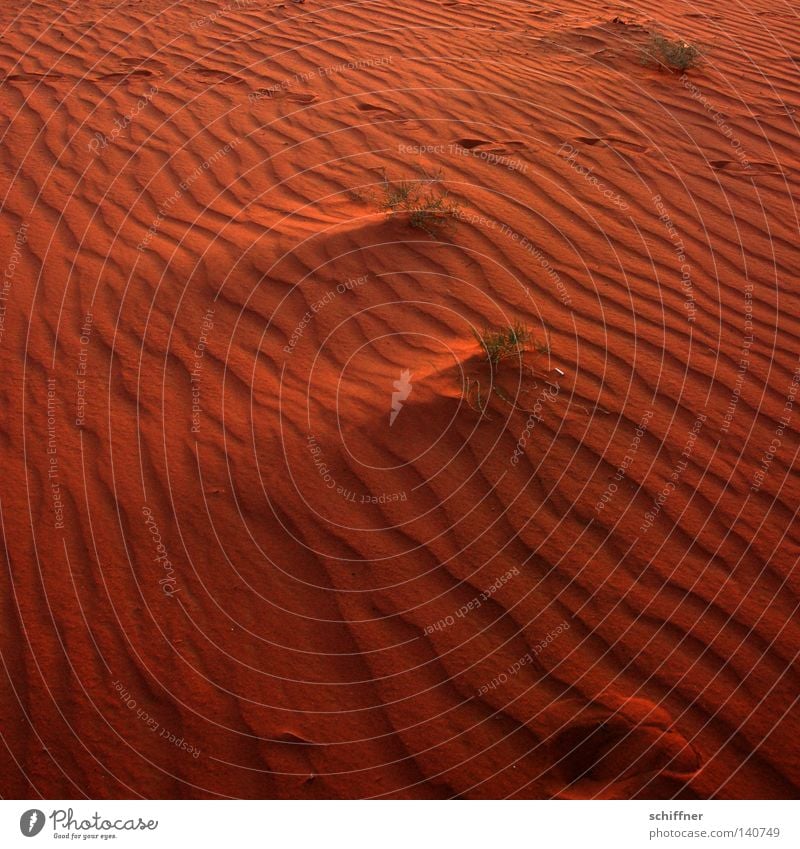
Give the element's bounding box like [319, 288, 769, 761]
[453, 138, 528, 156]
[249, 87, 318, 104]
[354, 101, 410, 123]
[709, 159, 783, 176]
[572, 135, 650, 154]
[1, 69, 159, 84]
[283, 92, 319, 104]
[185, 67, 247, 86]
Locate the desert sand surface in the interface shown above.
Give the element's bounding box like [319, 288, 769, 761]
[0, 0, 798, 799]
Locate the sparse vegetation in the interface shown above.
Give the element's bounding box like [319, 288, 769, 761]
[473, 321, 533, 368]
[378, 169, 461, 236]
[463, 376, 491, 418]
[641, 33, 701, 72]
[462, 322, 550, 418]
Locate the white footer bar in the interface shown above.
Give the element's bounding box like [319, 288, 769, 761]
[2, 800, 795, 849]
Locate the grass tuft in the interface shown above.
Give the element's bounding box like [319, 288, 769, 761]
[461, 322, 551, 416]
[378, 169, 461, 236]
[473, 321, 533, 368]
[641, 33, 701, 72]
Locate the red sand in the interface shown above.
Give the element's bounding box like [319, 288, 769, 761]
[0, 0, 798, 798]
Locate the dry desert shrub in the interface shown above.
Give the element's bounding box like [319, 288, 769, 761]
[642, 33, 701, 72]
[464, 322, 550, 417]
[377, 169, 461, 236]
[473, 321, 533, 368]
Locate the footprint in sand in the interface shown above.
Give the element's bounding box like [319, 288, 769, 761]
[356, 102, 388, 112]
[252, 87, 318, 104]
[355, 101, 409, 123]
[453, 138, 488, 150]
[573, 135, 650, 154]
[545, 696, 701, 789]
[709, 159, 783, 176]
[188, 67, 246, 86]
[453, 138, 528, 156]
[284, 92, 318, 104]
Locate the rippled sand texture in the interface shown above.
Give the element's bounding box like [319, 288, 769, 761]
[0, 0, 798, 798]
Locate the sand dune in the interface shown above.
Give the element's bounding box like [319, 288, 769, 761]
[0, 0, 798, 798]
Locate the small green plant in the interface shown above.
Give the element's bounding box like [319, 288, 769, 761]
[378, 169, 461, 236]
[642, 33, 701, 72]
[473, 321, 532, 368]
[460, 322, 552, 416]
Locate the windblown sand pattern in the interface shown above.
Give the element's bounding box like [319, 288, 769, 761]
[0, 0, 798, 799]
